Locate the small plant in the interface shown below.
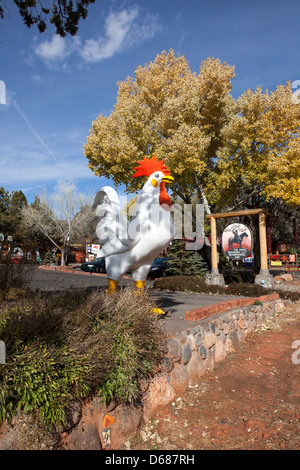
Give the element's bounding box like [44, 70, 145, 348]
[0, 286, 166, 428]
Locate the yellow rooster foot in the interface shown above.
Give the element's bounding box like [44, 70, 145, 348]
[134, 280, 145, 294]
[106, 278, 119, 294]
[151, 308, 167, 316]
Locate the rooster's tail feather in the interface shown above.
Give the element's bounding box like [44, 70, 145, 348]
[92, 186, 128, 245]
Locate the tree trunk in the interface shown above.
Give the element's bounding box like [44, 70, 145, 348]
[266, 214, 272, 253]
[61, 245, 65, 267]
[195, 176, 211, 215]
[252, 216, 260, 272]
[194, 176, 211, 247]
[293, 216, 298, 248]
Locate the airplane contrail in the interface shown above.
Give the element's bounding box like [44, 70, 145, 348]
[12, 98, 59, 165]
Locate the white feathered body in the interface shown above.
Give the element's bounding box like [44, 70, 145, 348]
[92, 174, 175, 282]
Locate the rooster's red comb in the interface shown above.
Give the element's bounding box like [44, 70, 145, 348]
[132, 155, 170, 178]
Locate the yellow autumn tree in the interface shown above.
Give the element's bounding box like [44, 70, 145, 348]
[84, 49, 236, 205]
[209, 83, 300, 209]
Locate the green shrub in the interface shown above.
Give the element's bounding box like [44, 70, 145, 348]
[153, 275, 225, 294]
[0, 287, 165, 427]
[223, 271, 255, 284]
[153, 275, 300, 302]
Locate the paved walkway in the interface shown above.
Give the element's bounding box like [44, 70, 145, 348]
[152, 289, 242, 335]
[31, 265, 257, 336]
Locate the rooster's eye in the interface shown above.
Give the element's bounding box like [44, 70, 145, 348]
[155, 173, 159, 178]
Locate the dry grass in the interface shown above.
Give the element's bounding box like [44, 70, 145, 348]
[0, 286, 166, 429]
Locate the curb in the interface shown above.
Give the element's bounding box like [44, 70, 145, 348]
[185, 293, 280, 321]
[38, 265, 132, 279]
[38, 265, 108, 278]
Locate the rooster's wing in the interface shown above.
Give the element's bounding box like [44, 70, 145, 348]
[92, 186, 137, 258]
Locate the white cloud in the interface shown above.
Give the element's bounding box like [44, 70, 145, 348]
[127, 12, 161, 46]
[34, 35, 69, 62]
[80, 7, 140, 62]
[32, 7, 160, 66]
[32, 35, 81, 70]
[32, 74, 42, 83]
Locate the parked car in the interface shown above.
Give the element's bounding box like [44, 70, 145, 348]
[243, 253, 254, 268]
[80, 257, 106, 273]
[147, 257, 172, 278]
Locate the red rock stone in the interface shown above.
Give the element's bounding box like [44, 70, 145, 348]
[143, 374, 176, 422]
[101, 404, 143, 450]
[203, 332, 217, 349]
[186, 352, 206, 384]
[185, 298, 259, 321]
[62, 420, 101, 450]
[215, 338, 226, 362]
[169, 363, 189, 396]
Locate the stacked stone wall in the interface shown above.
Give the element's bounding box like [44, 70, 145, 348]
[58, 296, 287, 450]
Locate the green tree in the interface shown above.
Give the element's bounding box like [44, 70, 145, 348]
[166, 239, 208, 277]
[10, 190, 28, 233]
[0, 0, 96, 36]
[0, 187, 10, 234]
[0, 187, 27, 237]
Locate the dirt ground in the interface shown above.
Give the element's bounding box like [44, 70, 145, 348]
[129, 298, 300, 451]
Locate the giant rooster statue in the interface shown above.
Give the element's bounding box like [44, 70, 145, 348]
[92, 155, 175, 293]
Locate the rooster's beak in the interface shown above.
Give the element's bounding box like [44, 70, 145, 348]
[162, 175, 174, 184]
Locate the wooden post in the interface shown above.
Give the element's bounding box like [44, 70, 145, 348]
[205, 215, 225, 285]
[258, 212, 268, 270]
[210, 216, 218, 272]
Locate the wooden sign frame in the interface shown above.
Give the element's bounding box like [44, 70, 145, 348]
[206, 209, 272, 286]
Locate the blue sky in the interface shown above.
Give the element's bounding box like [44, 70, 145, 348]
[1, 0, 300, 204]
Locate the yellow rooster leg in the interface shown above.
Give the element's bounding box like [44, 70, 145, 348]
[134, 281, 165, 314]
[151, 307, 167, 316]
[107, 278, 119, 294]
[135, 280, 145, 293]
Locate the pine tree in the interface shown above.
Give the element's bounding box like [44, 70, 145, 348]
[166, 240, 208, 277]
[43, 250, 54, 265]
